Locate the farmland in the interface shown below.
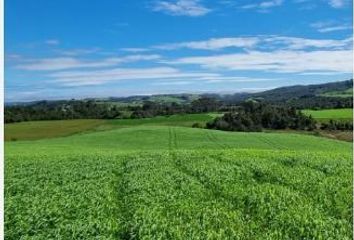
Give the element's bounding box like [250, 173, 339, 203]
[4, 119, 104, 141]
[5, 123, 353, 239]
[5, 113, 218, 141]
[302, 108, 353, 122]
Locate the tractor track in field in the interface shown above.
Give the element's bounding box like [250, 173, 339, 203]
[168, 128, 238, 211]
[204, 130, 231, 150]
[115, 157, 139, 240]
[168, 127, 178, 151]
[168, 127, 181, 168]
[257, 134, 286, 150]
[166, 128, 332, 226]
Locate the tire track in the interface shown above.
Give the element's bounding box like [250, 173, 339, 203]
[257, 134, 285, 150]
[168, 128, 229, 202]
[204, 130, 231, 150]
[115, 157, 138, 240]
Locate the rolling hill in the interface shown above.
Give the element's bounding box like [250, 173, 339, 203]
[6, 79, 353, 107]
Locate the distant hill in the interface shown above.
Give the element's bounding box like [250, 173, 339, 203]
[6, 80, 353, 108]
[218, 79, 353, 109]
[252, 79, 353, 101]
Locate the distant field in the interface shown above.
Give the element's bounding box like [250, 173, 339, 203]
[302, 108, 353, 122]
[319, 88, 353, 98]
[7, 126, 351, 154]
[4, 119, 104, 141]
[4, 113, 219, 141]
[5, 126, 353, 239]
[100, 113, 218, 130]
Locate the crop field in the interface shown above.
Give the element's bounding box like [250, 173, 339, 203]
[302, 108, 353, 122]
[5, 125, 353, 239]
[5, 114, 218, 141]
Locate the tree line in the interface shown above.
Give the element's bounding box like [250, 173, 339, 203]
[4, 98, 222, 123]
[5, 97, 353, 132]
[5, 100, 122, 123]
[206, 101, 316, 132]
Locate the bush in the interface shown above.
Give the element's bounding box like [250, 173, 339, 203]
[192, 123, 203, 128]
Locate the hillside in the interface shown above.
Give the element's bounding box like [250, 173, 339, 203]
[252, 79, 353, 101]
[6, 80, 353, 107]
[6, 126, 351, 154]
[5, 113, 218, 141]
[220, 79, 353, 106]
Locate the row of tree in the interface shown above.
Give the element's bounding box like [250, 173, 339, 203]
[5, 100, 122, 123]
[130, 98, 221, 118]
[5, 98, 353, 133]
[206, 101, 316, 131]
[4, 98, 222, 123]
[320, 120, 353, 131]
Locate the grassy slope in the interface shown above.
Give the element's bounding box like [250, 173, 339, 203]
[5, 126, 352, 155]
[5, 127, 352, 239]
[4, 119, 104, 141]
[5, 113, 217, 141]
[302, 108, 353, 122]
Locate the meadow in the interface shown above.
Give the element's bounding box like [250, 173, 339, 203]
[5, 118, 353, 239]
[302, 108, 353, 122]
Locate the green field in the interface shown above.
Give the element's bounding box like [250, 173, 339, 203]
[5, 114, 218, 141]
[5, 120, 353, 239]
[4, 119, 104, 141]
[302, 108, 353, 122]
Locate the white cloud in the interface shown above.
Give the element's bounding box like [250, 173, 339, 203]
[154, 36, 352, 51]
[152, 0, 211, 16]
[49, 67, 220, 86]
[151, 76, 274, 85]
[316, 25, 352, 32]
[166, 49, 353, 73]
[298, 71, 348, 75]
[310, 21, 352, 33]
[120, 48, 150, 53]
[241, 0, 283, 11]
[155, 37, 260, 50]
[45, 39, 60, 45]
[263, 36, 352, 50]
[15, 55, 161, 71]
[328, 0, 348, 8]
[202, 77, 276, 83]
[152, 81, 194, 85]
[59, 48, 101, 56]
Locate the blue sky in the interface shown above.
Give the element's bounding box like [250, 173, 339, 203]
[5, 0, 353, 101]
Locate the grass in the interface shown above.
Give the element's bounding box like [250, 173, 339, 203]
[4, 113, 218, 141]
[4, 119, 104, 141]
[5, 126, 353, 239]
[6, 126, 352, 155]
[302, 108, 353, 122]
[100, 113, 218, 130]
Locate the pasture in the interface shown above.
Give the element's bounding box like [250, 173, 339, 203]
[302, 108, 353, 122]
[5, 123, 353, 239]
